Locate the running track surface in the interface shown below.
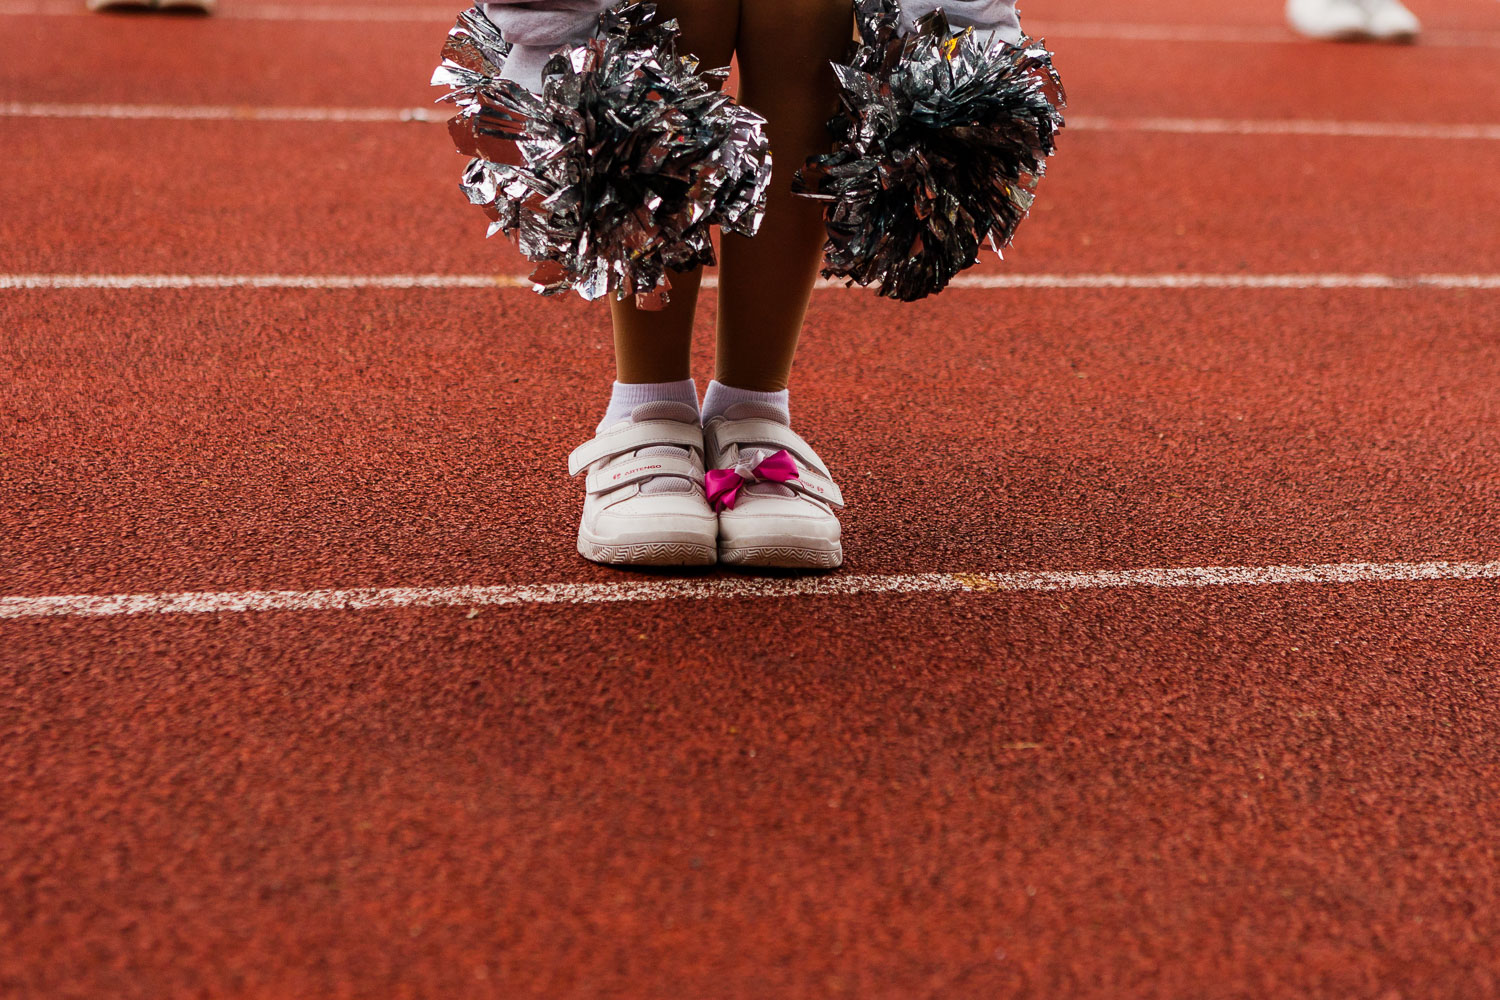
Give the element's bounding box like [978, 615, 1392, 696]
[3, 1, 1500, 996]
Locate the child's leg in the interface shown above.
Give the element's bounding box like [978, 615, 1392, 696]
[606, 1, 741, 385]
[715, 0, 851, 392]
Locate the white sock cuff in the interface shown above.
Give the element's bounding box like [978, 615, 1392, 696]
[600, 378, 699, 429]
[701, 380, 790, 423]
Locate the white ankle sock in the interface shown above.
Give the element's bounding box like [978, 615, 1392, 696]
[599, 379, 699, 430]
[701, 380, 789, 424]
[597, 380, 701, 498]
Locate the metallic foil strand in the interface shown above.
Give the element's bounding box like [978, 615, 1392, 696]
[433, 3, 772, 309]
[793, 0, 1066, 301]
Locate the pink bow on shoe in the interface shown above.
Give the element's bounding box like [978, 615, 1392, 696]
[705, 449, 800, 512]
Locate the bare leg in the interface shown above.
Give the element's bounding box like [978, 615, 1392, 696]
[607, 0, 741, 384]
[715, 0, 851, 392]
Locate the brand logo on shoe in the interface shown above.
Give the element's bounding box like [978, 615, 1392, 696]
[614, 464, 663, 480]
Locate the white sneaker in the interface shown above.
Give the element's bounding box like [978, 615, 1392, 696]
[1364, 0, 1420, 41]
[1286, 0, 1420, 40]
[703, 403, 845, 570]
[1286, 0, 1374, 39]
[567, 401, 718, 566]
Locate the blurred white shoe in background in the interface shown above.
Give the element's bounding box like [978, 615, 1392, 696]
[1286, 0, 1372, 39]
[1363, 0, 1421, 41]
[1286, 0, 1421, 41]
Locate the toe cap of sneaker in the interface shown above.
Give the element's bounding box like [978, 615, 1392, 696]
[1368, 3, 1419, 38]
[1286, 0, 1370, 37]
[718, 497, 841, 547]
[589, 494, 716, 543]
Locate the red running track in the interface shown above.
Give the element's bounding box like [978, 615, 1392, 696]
[4, 287, 1500, 592]
[6, 119, 1500, 275]
[4, 1, 1500, 997]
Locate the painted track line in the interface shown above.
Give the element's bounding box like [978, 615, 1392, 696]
[0, 0, 458, 19]
[944, 273, 1500, 290]
[1068, 115, 1500, 142]
[0, 273, 531, 290]
[8, 102, 1500, 142]
[5, 273, 1500, 292]
[2, 2, 1498, 47]
[4, 560, 1498, 620]
[1026, 20, 1500, 49]
[0, 102, 441, 123]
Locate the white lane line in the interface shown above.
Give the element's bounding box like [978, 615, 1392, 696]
[1026, 20, 1500, 49]
[1068, 115, 1500, 142]
[4, 560, 1498, 620]
[945, 273, 1500, 290]
[5, 273, 1500, 292]
[6, 103, 1500, 142]
[0, 273, 531, 290]
[3, 2, 1497, 47]
[0, 0, 458, 19]
[0, 102, 441, 123]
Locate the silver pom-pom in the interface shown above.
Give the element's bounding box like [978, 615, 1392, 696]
[433, 3, 773, 309]
[793, 0, 1066, 301]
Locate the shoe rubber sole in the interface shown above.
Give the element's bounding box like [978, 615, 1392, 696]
[1288, 23, 1373, 39]
[719, 540, 844, 570]
[1304, 30, 1417, 42]
[1287, 23, 1417, 42]
[577, 530, 717, 567]
[89, 0, 215, 9]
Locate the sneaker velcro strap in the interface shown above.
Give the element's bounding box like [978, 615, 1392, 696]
[786, 467, 844, 508]
[585, 454, 703, 496]
[708, 420, 832, 479]
[567, 420, 704, 477]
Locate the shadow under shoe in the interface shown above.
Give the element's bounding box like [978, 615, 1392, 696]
[89, 0, 216, 11]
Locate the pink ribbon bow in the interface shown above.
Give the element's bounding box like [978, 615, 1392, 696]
[705, 449, 800, 511]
